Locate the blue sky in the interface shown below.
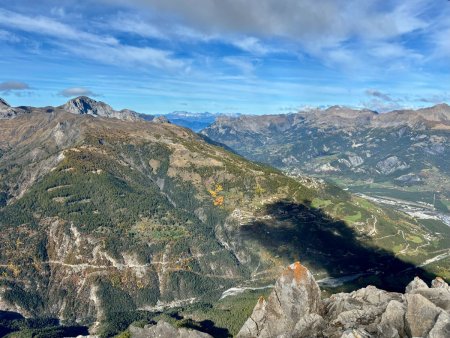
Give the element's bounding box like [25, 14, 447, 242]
[0, 0, 449, 115]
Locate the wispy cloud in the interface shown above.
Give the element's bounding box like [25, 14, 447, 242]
[0, 9, 118, 45]
[0, 81, 30, 94]
[417, 93, 450, 104]
[0, 8, 185, 71]
[362, 89, 404, 112]
[0, 1, 448, 113]
[230, 37, 272, 55]
[58, 87, 99, 98]
[223, 56, 258, 75]
[98, 13, 166, 39]
[365, 89, 394, 102]
[0, 29, 21, 43]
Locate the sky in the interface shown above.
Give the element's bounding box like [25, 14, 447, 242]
[0, 0, 449, 115]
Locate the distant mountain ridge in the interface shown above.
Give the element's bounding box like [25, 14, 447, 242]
[0, 96, 155, 122]
[164, 111, 241, 132]
[211, 103, 450, 131]
[202, 103, 450, 197]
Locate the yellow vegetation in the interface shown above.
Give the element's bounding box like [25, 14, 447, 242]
[7, 262, 20, 278]
[209, 184, 225, 206]
[255, 183, 266, 196]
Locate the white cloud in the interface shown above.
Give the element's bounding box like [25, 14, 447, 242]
[0, 8, 185, 71]
[0, 29, 21, 43]
[369, 42, 423, 60]
[365, 89, 394, 102]
[223, 56, 258, 75]
[230, 37, 271, 55]
[100, 13, 166, 39]
[0, 9, 118, 45]
[0, 81, 30, 93]
[98, 0, 433, 72]
[104, 0, 427, 46]
[58, 87, 99, 98]
[60, 42, 186, 70]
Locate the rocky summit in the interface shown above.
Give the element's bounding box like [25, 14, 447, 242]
[237, 262, 450, 338]
[61, 96, 143, 121]
[0, 98, 17, 119]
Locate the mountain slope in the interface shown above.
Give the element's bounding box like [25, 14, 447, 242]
[0, 100, 449, 335]
[201, 104, 450, 205]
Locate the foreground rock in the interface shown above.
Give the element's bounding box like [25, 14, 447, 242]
[238, 262, 450, 338]
[129, 320, 213, 338]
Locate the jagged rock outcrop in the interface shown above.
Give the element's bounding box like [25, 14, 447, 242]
[152, 115, 171, 124]
[376, 156, 409, 175]
[238, 262, 450, 338]
[60, 96, 141, 121]
[238, 262, 321, 337]
[129, 321, 213, 338]
[0, 97, 17, 119]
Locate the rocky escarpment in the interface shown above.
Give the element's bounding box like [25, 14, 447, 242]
[60, 96, 142, 121]
[0, 98, 17, 119]
[238, 262, 450, 338]
[129, 321, 213, 338]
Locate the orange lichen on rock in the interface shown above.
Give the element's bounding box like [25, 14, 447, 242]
[284, 261, 308, 283]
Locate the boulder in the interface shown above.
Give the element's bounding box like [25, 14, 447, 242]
[405, 293, 442, 337]
[378, 300, 406, 338]
[405, 276, 429, 293]
[427, 311, 450, 338]
[340, 329, 371, 338]
[129, 320, 213, 338]
[411, 288, 450, 312]
[432, 277, 450, 290]
[292, 313, 325, 338]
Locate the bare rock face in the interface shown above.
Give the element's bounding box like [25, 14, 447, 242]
[405, 276, 429, 293]
[129, 320, 213, 338]
[0, 97, 17, 119]
[378, 300, 406, 337]
[432, 277, 450, 290]
[376, 156, 409, 175]
[61, 96, 141, 121]
[152, 115, 171, 124]
[238, 264, 450, 338]
[237, 261, 321, 337]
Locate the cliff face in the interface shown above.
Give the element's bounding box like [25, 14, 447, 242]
[238, 262, 450, 338]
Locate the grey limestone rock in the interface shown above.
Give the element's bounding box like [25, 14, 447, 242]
[405, 276, 429, 293]
[237, 261, 321, 338]
[129, 320, 213, 338]
[238, 262, 450, 338]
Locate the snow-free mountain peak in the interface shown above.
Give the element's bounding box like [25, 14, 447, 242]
[0, 97, 10, 108]
[61, 96, 141, 121]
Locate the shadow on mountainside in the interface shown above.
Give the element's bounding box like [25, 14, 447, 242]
[0, 310, 89, 337]
[240, 199, 434, 293]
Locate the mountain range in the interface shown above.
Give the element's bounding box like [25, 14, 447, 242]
[201, 104, 450, 210]
[1, 97, 449, 337]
